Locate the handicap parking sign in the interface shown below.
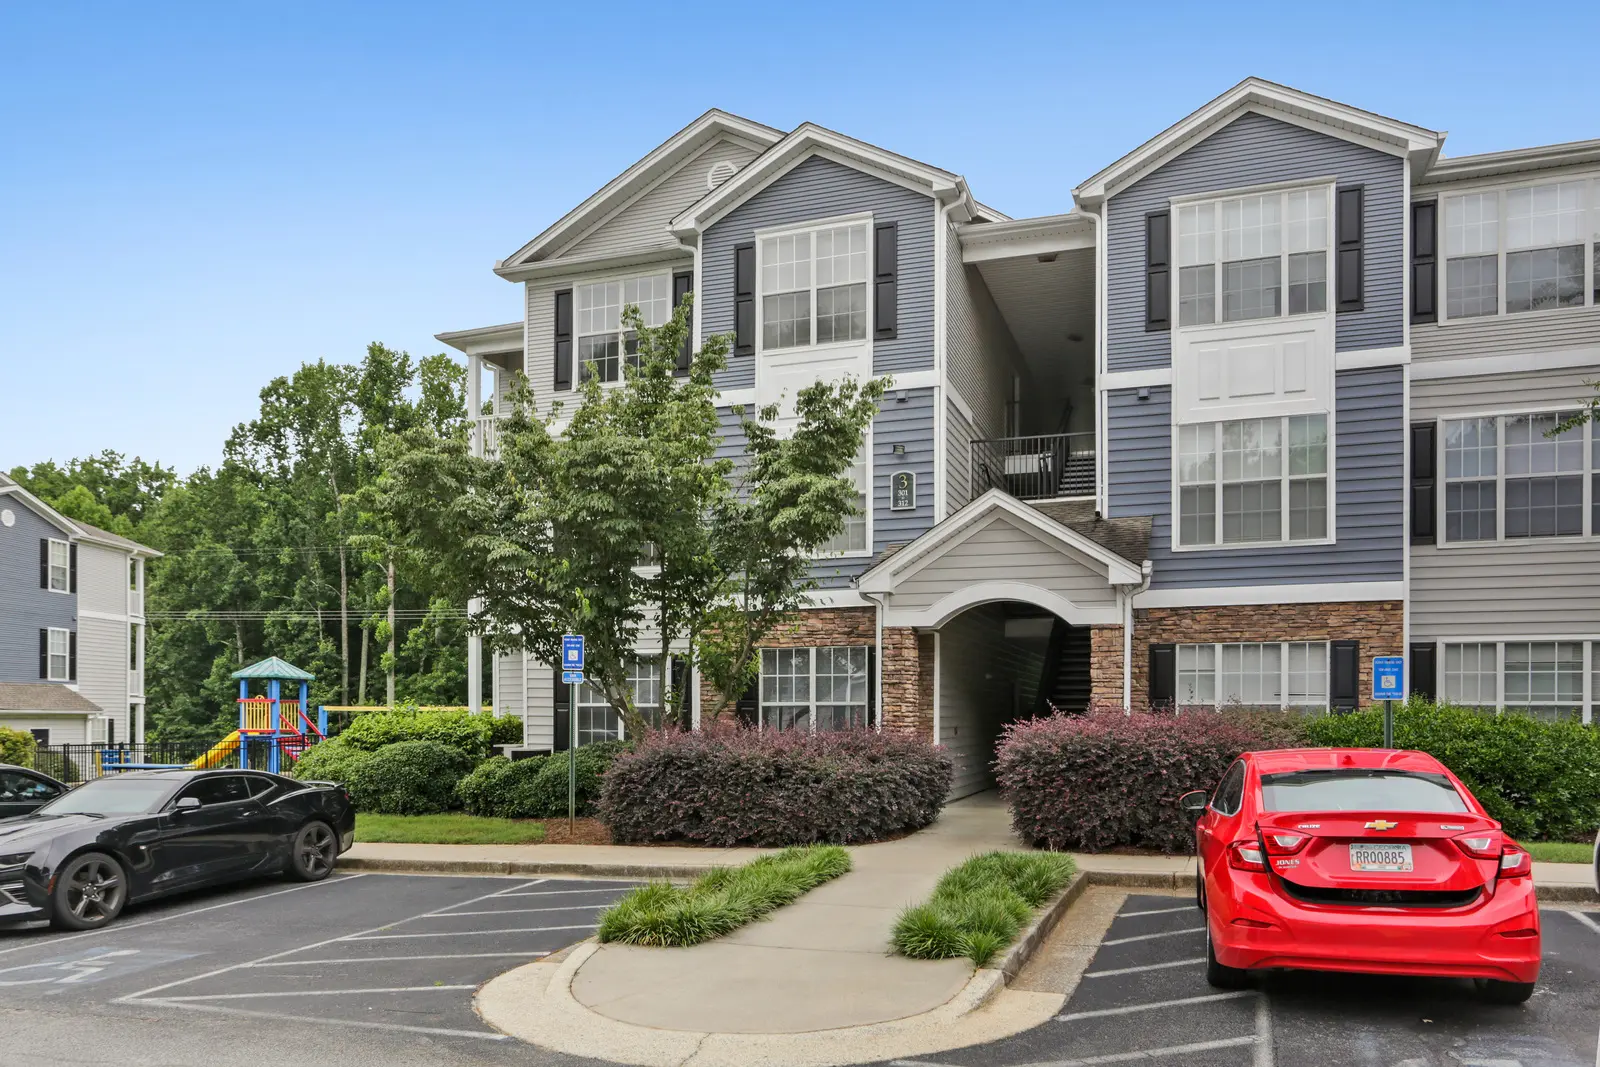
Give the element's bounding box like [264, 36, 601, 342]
[1372, 656, 1404, 700]
[562, 634, 585, 671]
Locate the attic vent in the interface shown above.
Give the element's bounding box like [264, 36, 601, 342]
[706, 160, 738, 190]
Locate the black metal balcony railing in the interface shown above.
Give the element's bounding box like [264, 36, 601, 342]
[971, 432, 1096, 501]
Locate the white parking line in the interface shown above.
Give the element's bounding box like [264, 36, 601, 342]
[1083, 957, 1206, 978]
[160, 985, 478, 1001]
[248, 952, 549, 967]
[424, 905, 606, 917]
[1254, 989, 1274, 1067]
[447, 886, 626, 901]
[1056, 990, 1256, 1022]
[1100, 926, 1205, 946]
[891, 1035, 1259, 1066]
[1564, 909, 1600, 937]
[135, 998, 509, 1041]
[1116, 906, 1195, 918]
[342, 924, 596, 941]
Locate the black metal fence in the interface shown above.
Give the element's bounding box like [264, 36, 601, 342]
[28, 740, 286, 782]
[971, 432, 1096, 501]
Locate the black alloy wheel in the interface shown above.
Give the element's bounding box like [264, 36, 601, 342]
[289, 820, 338, 882]
[50, 852, 127, 931]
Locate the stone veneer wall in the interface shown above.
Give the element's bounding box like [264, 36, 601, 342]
[1128, 601, 1404, 711]
[881, 627, 934, 738]
[697, 607, 877, 718]
[1089, 625, 1125, 707]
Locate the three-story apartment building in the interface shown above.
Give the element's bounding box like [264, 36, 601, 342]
[0, 472, 159, 747]
[438, 79, 1599, 795]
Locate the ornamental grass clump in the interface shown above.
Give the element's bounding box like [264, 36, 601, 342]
[596, 845, 851, 947]
[892, 851, 1076, 966]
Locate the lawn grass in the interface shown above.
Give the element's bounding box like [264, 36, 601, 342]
[892, 851, 1076, 967]
[596, 845, 851, 947]
[1525, 840, 1595, 864]
[354, 812, 547, 845]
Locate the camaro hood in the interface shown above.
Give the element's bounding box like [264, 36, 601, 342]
[0, 813, 127, 852]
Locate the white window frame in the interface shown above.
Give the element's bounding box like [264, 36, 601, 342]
[573, 271, 676, 385]
[1172, 641, 1331, 709]
[47, 538, 70, 593]
[813, 440, 872, 558]
[1172, 413, 1335, 551]
[758, 645, 872, 732]
[572, 657, 665, 745]
[753, 213, 874, 356]
[1436, 408, 1597, 546]
[1436, 174, 1600, 324]
[1171, 180, 1336, 331]
[46, 627, 70, 681]
[1435, 639, 1595, 725]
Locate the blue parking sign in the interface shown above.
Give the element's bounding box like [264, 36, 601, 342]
[1372, 656, 1404, 700]
[562, 634, 585, 671]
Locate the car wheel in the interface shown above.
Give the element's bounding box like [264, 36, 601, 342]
[1204, 909, 1250, 990]
[289, 820, 338, 882]
[50, 852, 127, 931]
[1476, 979, 1535, 1005]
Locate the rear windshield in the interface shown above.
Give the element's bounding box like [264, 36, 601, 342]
[36, 779, 175, 815]
[1259, 770, 1469, 814]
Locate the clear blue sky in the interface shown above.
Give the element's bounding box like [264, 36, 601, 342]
[3, 2, 1596, 475]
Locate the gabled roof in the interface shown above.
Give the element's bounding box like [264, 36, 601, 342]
[0, 476, 161, 557]
[435, 321, 524, 357]
[670, 122, 978, 238]
[0, 682, 103, 714]
[1416, 136, 1600, 186]
[495, 109, 782, 277]
[1073, 77, 1445, 207]
[231, 656, 315, 682]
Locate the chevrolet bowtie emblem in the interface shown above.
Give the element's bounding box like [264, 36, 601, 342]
[1364, 820, 1399, 831]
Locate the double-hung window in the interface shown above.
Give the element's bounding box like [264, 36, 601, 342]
[1442, 411, 1591, 542]
[759, 646, 870, 731]
[817, 450, 869, 555]
[1442, 179, 1596, 319]
[47, 539, 69, 592]
[1173, 642, 1329, 708]
[46, 628, 70, 681]
[1174, 187, 1328, 326]
[574, 274, 673, 383]
[573, 657, 662, 743]
[1176, 415, 1329, 546]
[1440, 641, 1588, 722]
[759, 222, 870, 350]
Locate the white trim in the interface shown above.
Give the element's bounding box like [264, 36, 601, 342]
[1411, 344, 1600, 381]
[931, 630, 942, 743]
[1133, 581, 1403, 608]
[956, 212, 1097, 263]
[568, 268, 678, 386]
[1434, 408, 1597, 546]
[803, 588, 872, 609]
[496, 242, 691, 284]
[1335, 345, 1409, 370]
[1401, 151, 1413, 666]
[715, 388, 757, 407]
[435, 322, 524, 358]
[886, 370, 938, 391]
[882, 581, 1124, 630]
[933, 200, 949, 525]
[46, 537, 71, 594]
[78, 608, 130, 622]
[45, 626, 71, 681]
[1169, 174, 1341, 207]
[1101, 367, 1173, 390]
[1169, 412, 1336, 553]
[945, 383, 978, 428]
[753, 213, 875, 358]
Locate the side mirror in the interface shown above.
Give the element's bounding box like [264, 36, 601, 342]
[173, 796, 202, 812]
[1178, 790, 1208, 816]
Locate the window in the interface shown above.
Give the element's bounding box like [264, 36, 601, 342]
[574, 273, 672, 383]
[1442, 643, 1497, 708]
[1442, 180, 1597, 320]
[1503, 642, 1582, 721]
[46, 628, 69, 681]
[1209, 760, 1246, 815]
[759, 222, 870, 350]
[759, 646, 870, 731]
[1175, 186, 1328, 327]
[130, 624, 141, 671]
[1174, 642, 1329, 708]
[573, 658, 662, 743]
[818, 450, 868, 555]
[1176, 415, 1328, 547]
[1260, 770, 1467, 814]
[47, 539, 69, 592]
[1441, 412, 1595, 542]
[177, 776, 254, 807]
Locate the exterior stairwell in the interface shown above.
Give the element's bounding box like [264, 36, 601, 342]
[1035, 618, 1091, 715]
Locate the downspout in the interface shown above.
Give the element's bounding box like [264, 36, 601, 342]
[1120, 560, 1153, 711]
[933, 192, 971, 525]
[860, 589, 887, 732]
[1086, 204, 1107, 517]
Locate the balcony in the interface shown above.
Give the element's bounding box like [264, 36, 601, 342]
[474, 414, 500, 459]
[971, 432, 1096, 502]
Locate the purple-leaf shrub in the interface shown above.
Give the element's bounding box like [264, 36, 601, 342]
[995, 706, 1290, 854]
[599, 725, 953, 847]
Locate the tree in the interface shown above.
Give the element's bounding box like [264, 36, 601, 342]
[375, 295, 885, 738]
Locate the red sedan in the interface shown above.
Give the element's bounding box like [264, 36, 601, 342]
[1181, 748, 1539, 1004]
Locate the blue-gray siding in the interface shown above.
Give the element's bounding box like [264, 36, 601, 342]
[0, 502, 76, 684]
[701, 155, 935, 391]
[1106, 112, 1404, 372]
[1106, 367, 1403, 588]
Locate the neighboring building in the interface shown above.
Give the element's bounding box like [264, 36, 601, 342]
[437, 79, 1600, 795]
[0, 472, 159, 746]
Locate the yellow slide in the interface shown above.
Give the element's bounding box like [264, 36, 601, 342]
[189, 730, 241, 769]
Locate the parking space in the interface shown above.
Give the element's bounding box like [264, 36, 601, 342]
[0, 871, 635, 1049]
[892, 893, 1600, 1067]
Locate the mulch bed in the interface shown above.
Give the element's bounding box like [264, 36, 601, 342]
[539, 817, 614, 845]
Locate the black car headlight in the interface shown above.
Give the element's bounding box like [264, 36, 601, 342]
[0, 851, 35, 873]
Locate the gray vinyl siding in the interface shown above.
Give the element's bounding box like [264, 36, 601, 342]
[76, 542, 127, 616]
[0, 715, 88, 746]
[944, 221, 1023, 437]
[1410, 365, 1600, 637]
[937, 606, 1041, 799]
[891, 513, 1119, 613]
[524, 658, 554, 750]
[946, 398, 976, 515]
[1106, 111, 1405, 372]
[558, 139, 761, 260]
[1105, 367, 1403, 588]
[700, 155, 936, 392]
[1412, 303, 1600, 367]
[0, 503, 75, 684]
[75, 615, 125, 732]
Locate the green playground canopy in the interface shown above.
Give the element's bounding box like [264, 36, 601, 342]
[230, 656, 315, 682]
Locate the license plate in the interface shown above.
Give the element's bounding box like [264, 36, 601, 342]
[1349, 842, 1413, 872]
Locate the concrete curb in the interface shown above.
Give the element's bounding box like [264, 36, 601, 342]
[993, 870, 1089, 985]
[339, 855, 710, 880]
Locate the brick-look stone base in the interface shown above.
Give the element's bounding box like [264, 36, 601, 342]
[697, 607, 877, 719]
[1130, 601, 1404, 711]
[880, 627, 934, 739]
[1089, 626, 1124, 707]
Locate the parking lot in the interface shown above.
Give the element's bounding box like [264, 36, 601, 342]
[0, 870, 635, 1066]
[892, 892, 1600, 1067]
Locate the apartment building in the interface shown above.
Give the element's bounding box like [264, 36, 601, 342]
[437, 79, 1599, 795]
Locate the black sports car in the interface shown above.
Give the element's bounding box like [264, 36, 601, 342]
[0, 768, 355, 930]
[0, 764, 69, 818]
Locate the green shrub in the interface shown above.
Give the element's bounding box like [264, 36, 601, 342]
[1304, 699, 1600, 842]
[457, 742, 627, 819]
[343, 740, 474, 815]
[339, 710, 507, 761]
[892, 851, 1076, 966]
[490, 715, 523, 746]
[288, 736, 372, 785]
[0, 726, 35, 767]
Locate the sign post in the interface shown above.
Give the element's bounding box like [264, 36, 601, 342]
[561, 635, 585, 833]
[1371, 655, 1404, 749]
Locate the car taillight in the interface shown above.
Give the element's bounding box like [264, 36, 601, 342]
[1261, 831, 1308, 856]
[1498, 844, 1532, 878]
[1227, 840, 1267, 872]
[1452, 832, 1501, 860]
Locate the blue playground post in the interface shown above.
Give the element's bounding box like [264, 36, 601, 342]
[317, 704, 328, 735]
[267, 678, 281, 774]
[238, 677, 250, 769]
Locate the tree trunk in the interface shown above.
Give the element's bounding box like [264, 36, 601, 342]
[233, 621, 245, 666]
[358, 623, 369, 705]
[338, 546, 350, 705]
[386, 556, 396, 709]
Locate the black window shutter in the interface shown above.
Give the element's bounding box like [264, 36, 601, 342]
[39, 539, 48, 589]
[866, 646, 877, 729]
[733, 243, 756, 356]
[68, 631, 77, 682]
[1409, 643, 1437, 702]
[38, 629, 48, 679]
[1410, 423, 1437, 545]
[1336, 186, 1364, 312]
[1330, 640, 1359, 711]
[734, 673, 760, 728]
[1411, 201, 1438, 324]
[553, 668, 570, 751]
[671, 271, 694, 376]
[669, 656, 692, 731]
[553, 289, 573, 391]
[1144, 211, 1170, 331]
[873, 222, 898, 340]
[69, 544, 78, 593]
[1148, 644, 1176, 708]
